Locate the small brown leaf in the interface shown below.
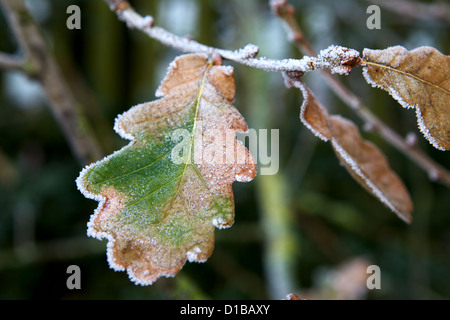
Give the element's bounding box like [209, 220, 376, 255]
[362, 46, 450, 151]
[296, 83, 413, 223]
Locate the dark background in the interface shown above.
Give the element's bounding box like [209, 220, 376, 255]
[0, 0, 449, 299]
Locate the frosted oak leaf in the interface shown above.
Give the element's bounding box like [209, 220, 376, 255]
[76, 54, 256, 285]
[295, 83, 413, 223]
[362, 46, 450, 151]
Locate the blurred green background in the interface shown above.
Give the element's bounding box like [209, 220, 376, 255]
[0, 0, 449, 299]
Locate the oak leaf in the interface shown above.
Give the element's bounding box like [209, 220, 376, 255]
[362, 46, 450, 151]
[298, 84, 413, 223]
[76, 54, 256, 285]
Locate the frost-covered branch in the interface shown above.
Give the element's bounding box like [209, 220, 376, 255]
[271, 0, 450, 188]
[104, 0, 360, 75]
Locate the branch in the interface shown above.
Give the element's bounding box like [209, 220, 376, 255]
[0, 52, 24, 70]
[0, 0, 103, 166]
[271, 0, 450, 188]
[103, 0, 360, 75]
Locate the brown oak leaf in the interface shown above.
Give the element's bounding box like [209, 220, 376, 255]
[362, 46, 450, 151]
[295, 82, 413, 223]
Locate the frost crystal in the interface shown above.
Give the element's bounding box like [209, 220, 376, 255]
[187, 246, 203, 262]
[235, 43, 259, 59]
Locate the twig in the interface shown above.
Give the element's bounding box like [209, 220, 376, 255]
[271, 0, 450, 188]
[0, 0, 103, 166]
[103, 0, 360, 75]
